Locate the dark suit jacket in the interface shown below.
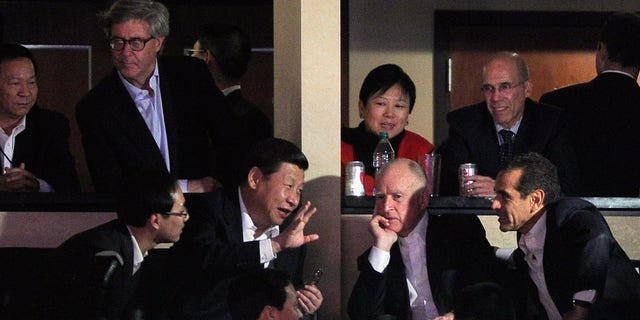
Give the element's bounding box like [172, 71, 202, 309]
[10, 106, 79, 193]
[225, 90, 273, 185]
[437, 99, 579, 196]
[163, 190, 306, 320]
[226, 89, 272, 143]
[348, 214, 497, 320]
[50, 219, 143, 319]
[511, 198, 640, 320]
[76, 56, 242, 192]
[540, 72, 640, 196]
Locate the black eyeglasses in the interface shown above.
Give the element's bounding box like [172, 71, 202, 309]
[481, 81, 524, 95]
[183, 48, 206, 57]
[109, 37, 154, 51]
[162, 211, 189, 218]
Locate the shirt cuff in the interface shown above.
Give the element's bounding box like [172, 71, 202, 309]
[37, 178, 53, 192]
[177, 179, 188, 193]
[573, 290, 596, 304]
[259, 239, 277, 264]
[368, 246, 391, 273]
[496, 247, 516, 262]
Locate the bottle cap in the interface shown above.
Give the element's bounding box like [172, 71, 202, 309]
[379, 131, 389, 139]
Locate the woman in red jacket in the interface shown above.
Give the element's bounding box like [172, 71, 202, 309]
[342, 64, 434, 196]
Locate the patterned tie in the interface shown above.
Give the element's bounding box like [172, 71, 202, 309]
[499, 129, 515, 167]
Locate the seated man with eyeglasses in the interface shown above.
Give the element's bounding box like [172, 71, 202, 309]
[76, 0, 246, 193]
[436, 51, 579, 197]
[47, 170, 188, 319]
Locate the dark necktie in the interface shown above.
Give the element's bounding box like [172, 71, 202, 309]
[499, 129, 515, 167]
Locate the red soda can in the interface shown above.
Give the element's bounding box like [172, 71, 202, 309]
[458, 163, 477, 196]
[345, 161, 365, 196]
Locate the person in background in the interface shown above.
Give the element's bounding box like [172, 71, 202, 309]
[0, 43, 79, 193]
[540, 12, 640, 197]
[228, 268, 304, 320]
[348, 158, 497, 320]
[188, 22, 273, 149]
[341, 64, 434, 196]
[437, 52, 578, 197]
[164, 138, 322, 319]
[76, 0, 243, 193]
[492, 152, 640, 319]
[50, 170, 188, 319]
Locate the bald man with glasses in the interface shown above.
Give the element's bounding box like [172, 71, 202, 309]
[437, 52, 579, 197]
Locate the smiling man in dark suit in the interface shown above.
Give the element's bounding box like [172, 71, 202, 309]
[348, 158, 497, 320]
[492, 152, 640, 320]
[163, 138, 323, 320]
[76, 0, 243, 193]
[540, 12, 640, 197]
[437, 52, 578, 197]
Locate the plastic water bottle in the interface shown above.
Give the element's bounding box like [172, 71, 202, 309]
[372, 131, 395, 174]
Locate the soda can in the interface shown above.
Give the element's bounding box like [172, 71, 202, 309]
[458, 163, 477, 196]
[345, 161, 365, 196]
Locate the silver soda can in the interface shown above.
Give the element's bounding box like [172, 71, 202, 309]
[458, 163, 477, 196]
[345, 161, 365, 196]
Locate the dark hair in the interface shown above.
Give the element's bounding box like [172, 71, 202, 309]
[97, 0, 170, 39]
[599, 12, 640, 68]
[503, 152, 561, 204]
[228, 268, 291, 320]
[197, 23, 251, 81]
[358, 64, 416, 113]
[0, 43, 37, 75]
[116, 170, 179, 227]
[238, 138, 308, 185]
[453, 282, 516, 320]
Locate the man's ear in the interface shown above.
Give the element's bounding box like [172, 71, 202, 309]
[149, 213, 161, 230]
[258, 305, 276, 319]
[205, 50, 215, 66]
[247, 166, 264, 189]
[529, 189, 546, 213]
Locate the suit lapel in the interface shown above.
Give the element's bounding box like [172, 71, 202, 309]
[157, 61, 181, 173]
[106, 71, 166, 167]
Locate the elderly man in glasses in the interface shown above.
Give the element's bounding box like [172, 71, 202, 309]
[76, 0, 245, 193]
[437, 51, 579, 197]
[49, 170, 188, 319]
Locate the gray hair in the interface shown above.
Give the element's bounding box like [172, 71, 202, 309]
[98, 0, 170, 39]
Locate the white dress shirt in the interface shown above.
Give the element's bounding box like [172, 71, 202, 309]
[519, 212, 596, 319]
[119, 62, 189, 191]
[0, 115, 53, 192]
[369, 214, 439, 319]
[238, 188, 279, 267]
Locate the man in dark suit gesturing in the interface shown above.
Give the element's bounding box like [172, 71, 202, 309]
[348, 158, 497, 320]
[492, 152, 640, 320]
[164, 138, 323, 319]
[76, 0, 242, 193]
[437, 52, 578, 197]
[540, 12, 640, 197]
